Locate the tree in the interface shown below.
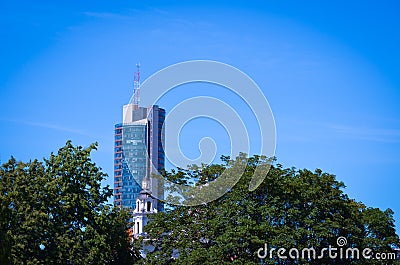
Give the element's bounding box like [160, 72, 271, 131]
[0, 141, 137, 264]
[140, 155, 400, 264]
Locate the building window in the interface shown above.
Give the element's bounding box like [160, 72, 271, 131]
[147, 201, 151, 212]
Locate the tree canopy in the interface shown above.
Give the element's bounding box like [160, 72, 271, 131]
[140, 155, 399, 265]
[0, 141, 137, 264]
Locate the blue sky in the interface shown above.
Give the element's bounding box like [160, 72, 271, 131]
[1, 1, 399, 231]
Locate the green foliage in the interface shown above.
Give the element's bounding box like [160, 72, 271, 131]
[141, 156, 400, 264]
[0, 141, 137, 264]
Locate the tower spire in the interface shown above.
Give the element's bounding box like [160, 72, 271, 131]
[133, 63, 141, 109]
[142, 174, 151, 193]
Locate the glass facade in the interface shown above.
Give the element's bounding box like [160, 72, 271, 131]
[157, 109, 165, 170]
[114, 123, 148, 208]
[121, 124, 147, 208]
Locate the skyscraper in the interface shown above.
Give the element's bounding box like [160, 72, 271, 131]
[114, 67, 165, 212]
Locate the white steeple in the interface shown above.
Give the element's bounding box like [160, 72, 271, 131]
[132, 175, 158, 238]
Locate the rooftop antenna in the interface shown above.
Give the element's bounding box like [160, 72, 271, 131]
[133, 63, 141, 109]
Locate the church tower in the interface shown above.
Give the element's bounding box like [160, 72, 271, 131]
[132, 175, 158, 237]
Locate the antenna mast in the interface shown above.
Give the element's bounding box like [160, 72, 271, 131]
[133, 63, 141, 109]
